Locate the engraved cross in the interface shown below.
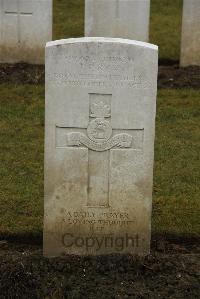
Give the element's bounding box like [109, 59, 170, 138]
[57, 93, 143, 208]
[4, 0, 33, 43]
[115, 0, 120, 20]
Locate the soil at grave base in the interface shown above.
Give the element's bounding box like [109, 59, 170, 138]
[0, 234, 199, 299]
[0, 62, 200, 89]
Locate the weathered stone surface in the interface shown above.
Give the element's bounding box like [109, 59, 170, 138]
[44, 37, 158, 257]
[180, 0, 200, 66]
[85, 0, 150, 42]
[0, 0, 52, 64]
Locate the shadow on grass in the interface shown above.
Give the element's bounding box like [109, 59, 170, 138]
[0, 231, 199, 251]
[158, 58, 179, 65]
[151, 232, 199, 252]
[0, 231, 43, 245]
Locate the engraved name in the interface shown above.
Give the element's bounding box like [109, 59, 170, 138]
[46, 54, 153, 89]
[46, 73, 152, 89]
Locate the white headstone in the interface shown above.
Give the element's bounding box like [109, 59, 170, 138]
[85, 0, 150, 42]
[44, 37, 158, 257]
[180, 0, 200, 66]
[0, 0, 52, 64]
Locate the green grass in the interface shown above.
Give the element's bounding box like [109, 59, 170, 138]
[150, 0, 183, 61]
[0, 86, 199, 237]
[153, 89, 200, 235]
[0, 1, 198, 239]
[53, 0, 183, 61]
[0, 85, 44, 235]
[53, 0, 84, 40]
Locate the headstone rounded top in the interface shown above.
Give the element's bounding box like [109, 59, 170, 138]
[46, 37, 158, 51]
[84, 0, 150, 41]
[44, 34, 158, 257]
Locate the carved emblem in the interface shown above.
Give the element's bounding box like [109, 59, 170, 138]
[87, 118, 112, 142]
[90, 101, 110, 118]
[67, 100, 133, 151]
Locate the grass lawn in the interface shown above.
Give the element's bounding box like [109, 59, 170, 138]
[53, 0, 183, 61]
[0, 86, 199, 238]
[0, 0, 199, 241]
